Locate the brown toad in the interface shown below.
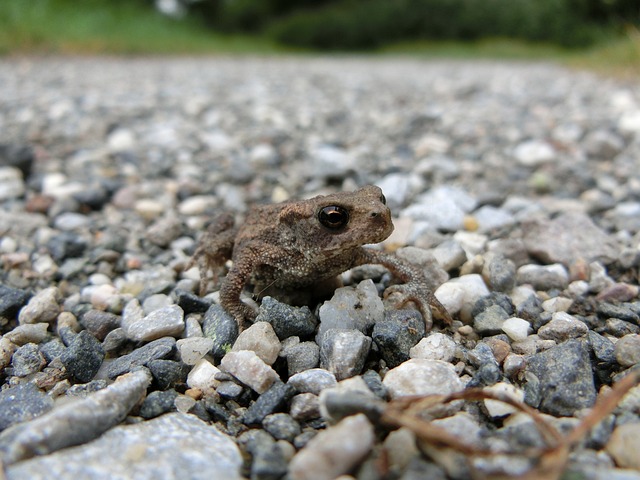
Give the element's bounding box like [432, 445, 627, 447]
[191, 185, 451, 330]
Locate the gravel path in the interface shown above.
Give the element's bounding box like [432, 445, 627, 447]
[0, 56, 639, 480]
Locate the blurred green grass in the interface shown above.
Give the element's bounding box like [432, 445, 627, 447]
[0, 0, 638, 79]
[0, 0, 280, 54]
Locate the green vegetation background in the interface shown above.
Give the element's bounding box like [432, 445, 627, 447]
[1, 0, 639, 77]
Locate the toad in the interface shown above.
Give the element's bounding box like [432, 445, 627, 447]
[190, 185, 451, 330]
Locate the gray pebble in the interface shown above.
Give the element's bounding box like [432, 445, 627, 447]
[262, 413, 301, 442]
[282, 341, 320, 376]
[255, 296, 318, 340]
[516, 263, 569, 290]
[0, 369, 152, 465]
[0, 383, 53, 431]
[11, 343, 46, 377]
[4, 323, 48, 346]
[614, 334, 640, 367]
[525, 339, 596, 416]
[4, 412, 242, 480]
[79, 310, 120, 341]
[288, 369, 337, 395]
[372, 309, 425, 368]
[124, 304, 184, 342]
[319, 329, 371, 381]
[139, 390, 178, 419]
[102, 336, 176, 379]
[60, 330, 105, 383]
[202, 303, 238, 358]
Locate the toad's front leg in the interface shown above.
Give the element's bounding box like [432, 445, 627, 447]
[219, 254, 259, 331]
[353, 248, 453, 331]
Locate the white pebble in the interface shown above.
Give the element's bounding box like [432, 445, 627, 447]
[410, 333, 457, 362]
[186, 358, 221, 396]
[220, 350, 279, 394]
[501, 317, 531, 342]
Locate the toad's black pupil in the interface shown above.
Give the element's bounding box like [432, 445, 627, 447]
[318, 205, 349, 230]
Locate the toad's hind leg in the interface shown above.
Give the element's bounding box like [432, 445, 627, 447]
[352, 248, 453, 331]
[189, 212, 237, 296]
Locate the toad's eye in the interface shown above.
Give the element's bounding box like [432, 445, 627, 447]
[380, 193, 386, 205]
[318, 205, 349, 230]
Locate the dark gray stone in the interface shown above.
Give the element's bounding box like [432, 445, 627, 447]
[101, 327, 127, 354]
[139, 390, 178, 419]
[46, 232, 88, 261]
[39, 338, 66, 362]
[79, 310, 121, 341]
[283, 341, 320, 376]
[487, 256, 517, 293]
[250, 441, 289, 480]
[243, 383, 295, 426]
[262, 413, 301, 442]
[473, 304, 510, 336]
[362, 370, 388, 400]
[372, 309, 425, 368]
[60, 330, 105, 383]
[0, 285, 31, 322]
[102, 337, 176, 379]
[147, 359, 189, 390]
[174, 289, 211, 314]
[202, 304, 238, 358]
[597, 303, 640, 325]
[0, 144, 34, 178]
[255, 296, 317, 340]
[525, 339, 596, 416]
[588, 331, 616, 364]
[0, 383, 53, 431]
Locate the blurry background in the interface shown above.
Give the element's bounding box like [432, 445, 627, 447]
[1, 0, 638, 75]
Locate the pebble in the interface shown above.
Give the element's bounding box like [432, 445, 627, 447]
[317, 280, 384, 342]
[79, 310, 120, 341]
[18, 287, 60, 325]
[139, 390, 178, 419]
[3, 323, 48, 345]
[513, 140, 555, 166]
[101, 336, 176, 379]
[483, 382, 525, 418]
[186, 358, 221, 395]
[0, 285, 31, 321]
[10, 342, 46, 377]
[243, 383, 296, 426]
[176, 337, 214, 365]
[288, 369, 338, 395]
[537, 311, 589, 341]
[220, 350, 279, 394]
[319, 329, 372, 381]
[59, 330, 105, 383]
[202, 303, 239, 358]
[282, 340, 320, 376]
[290, 393, 320, 422]
[288, 413, 374, 480]
[0, 166, 26, 200]
[605, 422, 640, 469]
[0, 383, 53, 431]
[231, 321, 281, 365]
[614, 334, 640, 367]
[372, 309, 425, 368]
[501, 317, 531, 342]
[124, 304, 184, 342]
[262, 413, 301, 442]
[4, 413, 242, 480]
[525, 339, 596, 416]
[516, 263, 569, 291]
[382, 359, 463, 399]
[435, 274, 490, 322]
[0, 337, 17, 369]
[430, 240, 468, 271]
[523, 213, 619, 266]
[147, 359, 190, 390]
[255, 296, 318, 340]
[0, 369, 152, 465]
[409, 332, 457, 363]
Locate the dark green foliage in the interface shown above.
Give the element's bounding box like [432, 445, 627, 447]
[189, 0, 639, 50]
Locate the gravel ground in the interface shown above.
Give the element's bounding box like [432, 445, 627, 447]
[0, 56, 639, 480]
